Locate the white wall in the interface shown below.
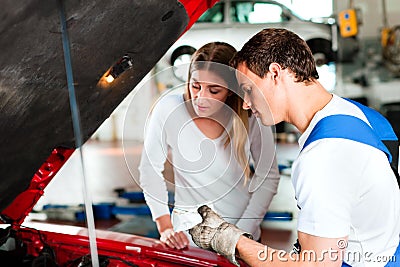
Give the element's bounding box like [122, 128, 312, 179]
[92, 71, 159, 142]
[279, 0, 333, 19]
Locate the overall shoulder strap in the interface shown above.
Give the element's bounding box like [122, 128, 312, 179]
[344, 98, 399, 172]
[302, 98, 399, 188]
[345, 98, 397, 140]
[302, 114, 392, 162]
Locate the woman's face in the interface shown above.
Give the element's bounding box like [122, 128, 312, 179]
[189, 69, 231, 117]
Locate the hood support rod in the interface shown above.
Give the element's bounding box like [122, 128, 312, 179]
[57, 1, 99, 266]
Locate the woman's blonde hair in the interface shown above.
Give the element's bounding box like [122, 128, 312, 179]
[184, 42, 252, 182]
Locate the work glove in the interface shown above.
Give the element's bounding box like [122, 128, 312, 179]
[189, 205, 253, 266]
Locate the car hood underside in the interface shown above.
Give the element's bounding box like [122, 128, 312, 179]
[0, 0, 188, 215]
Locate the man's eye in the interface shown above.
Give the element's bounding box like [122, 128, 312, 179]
[242, 86, 252, 94]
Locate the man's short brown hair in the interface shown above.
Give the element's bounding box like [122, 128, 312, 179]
[231, 28, 319, 82]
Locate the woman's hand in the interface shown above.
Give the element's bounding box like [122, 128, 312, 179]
[156, 214, 189, 249]
[160, 228, 189, 249]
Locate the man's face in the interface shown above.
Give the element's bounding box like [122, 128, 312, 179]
[236, 63, 276, 126]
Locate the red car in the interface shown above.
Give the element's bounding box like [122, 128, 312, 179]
[0, 0, 244, 266]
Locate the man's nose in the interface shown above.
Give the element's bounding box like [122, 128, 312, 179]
[242, 95, 251, 110]
[243, 101, 251, 110]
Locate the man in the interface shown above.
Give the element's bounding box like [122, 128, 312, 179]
[189, 28, 400, 267]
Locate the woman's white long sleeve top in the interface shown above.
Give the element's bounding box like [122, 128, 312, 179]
[138, 93, 280, 240]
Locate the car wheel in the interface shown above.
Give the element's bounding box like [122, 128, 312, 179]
[307, 38, 334, 67]
[170, 46, 196, 81]
[313, 52, 328, 67]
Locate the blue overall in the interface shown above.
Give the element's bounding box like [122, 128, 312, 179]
[302, 98, 400, 267]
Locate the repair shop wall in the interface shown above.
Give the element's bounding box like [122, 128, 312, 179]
[91, 71, 159, 142]
[334, 0, 400, 39]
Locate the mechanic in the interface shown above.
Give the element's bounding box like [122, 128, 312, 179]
[190, 29, 400, 266]
[138, 42, 280, 249]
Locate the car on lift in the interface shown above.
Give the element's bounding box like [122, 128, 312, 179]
[160, 0, 339, 82]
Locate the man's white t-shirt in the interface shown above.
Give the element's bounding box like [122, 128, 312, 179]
[139, 92, 280, 242]
[293, 94, 400, 266]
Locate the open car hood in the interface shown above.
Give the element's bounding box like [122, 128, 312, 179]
[0, 0, 218, 223]
[0, 1, 243, 266]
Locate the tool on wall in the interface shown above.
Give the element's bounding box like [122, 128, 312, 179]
[338, 0, 359, 38]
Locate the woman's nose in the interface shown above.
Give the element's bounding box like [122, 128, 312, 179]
[196, 87, 207, 98]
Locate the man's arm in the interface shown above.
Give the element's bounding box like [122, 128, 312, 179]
[236, 231, 347, 267]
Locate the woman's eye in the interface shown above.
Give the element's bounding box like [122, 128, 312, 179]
[191, 83, 201, 90]
[209, 85, 226, 94]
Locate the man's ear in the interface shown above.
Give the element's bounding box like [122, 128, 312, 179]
[268, 63, 281, 80]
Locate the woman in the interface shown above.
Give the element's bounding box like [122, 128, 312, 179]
[138, 42, 280, 249]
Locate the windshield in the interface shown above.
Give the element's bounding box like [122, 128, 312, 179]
[197, 1, 307, 25]
[197, 2, 225, 23]
[231, 1, 291, 23]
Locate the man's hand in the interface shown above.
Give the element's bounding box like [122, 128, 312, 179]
[160, 228, 189, 249]
[196, 205, 226, 228]
[189, 205, 253, 266]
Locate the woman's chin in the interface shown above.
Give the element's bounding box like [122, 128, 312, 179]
[195, 109, 210, 117]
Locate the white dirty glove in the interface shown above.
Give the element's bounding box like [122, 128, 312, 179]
[189, 205, 253, 266]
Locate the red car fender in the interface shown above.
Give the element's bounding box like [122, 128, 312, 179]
[179, 0, 220, 32]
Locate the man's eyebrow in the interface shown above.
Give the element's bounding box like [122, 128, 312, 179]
[239, 83, 251, 89]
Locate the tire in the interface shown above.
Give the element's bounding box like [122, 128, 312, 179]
[307, 38, 334, 66]
[170, 45, 196, 66]
[170, 46, 196, 81]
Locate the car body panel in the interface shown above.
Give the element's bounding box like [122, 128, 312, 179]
[13, 223, 234, 266]
[174, 21, 332, 53]
[189, 0, 333, 43]
[1, 148, 74, 225]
